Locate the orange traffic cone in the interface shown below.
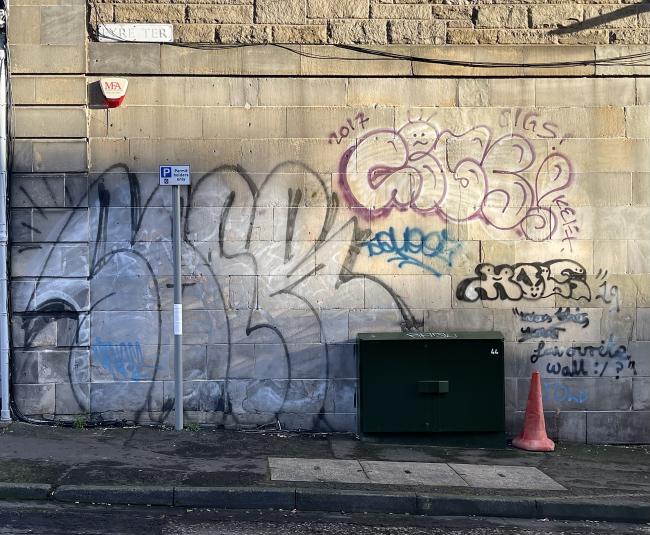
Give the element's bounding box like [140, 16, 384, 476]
[512, 372, 555, 452]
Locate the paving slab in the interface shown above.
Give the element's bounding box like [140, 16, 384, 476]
[268, 458, 369, 484]
[360, 461, 468, 487]
[449, 463, 567, 491]
[269, 458, 565, 491]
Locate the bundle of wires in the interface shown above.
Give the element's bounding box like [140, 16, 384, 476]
[87, 0, 650, 70]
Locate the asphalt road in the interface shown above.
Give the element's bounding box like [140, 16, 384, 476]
[0, 502, 649, 535]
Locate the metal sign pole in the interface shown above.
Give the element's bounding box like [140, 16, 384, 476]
[159, 164, 189, 431]
[173, 184, 183, 430]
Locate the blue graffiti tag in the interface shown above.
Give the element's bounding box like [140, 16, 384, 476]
[543, 381, 588, 405]
[363, 227, 460, 276]
[95, 336, 152, 380]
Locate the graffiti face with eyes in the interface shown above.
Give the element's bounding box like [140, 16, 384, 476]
[399, 121, 438, 160]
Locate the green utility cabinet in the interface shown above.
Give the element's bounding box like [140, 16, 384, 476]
[357, 331, 505, 447]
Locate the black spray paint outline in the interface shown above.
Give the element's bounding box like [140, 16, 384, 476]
[18, 160, 420, 430]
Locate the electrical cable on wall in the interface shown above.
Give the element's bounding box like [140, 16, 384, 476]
[87, 0, 650, 70]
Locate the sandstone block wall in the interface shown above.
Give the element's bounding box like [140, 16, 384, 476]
[6, 1, 650, 442]
[90, 0, 650, 45]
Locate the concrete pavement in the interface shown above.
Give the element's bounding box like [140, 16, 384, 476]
[0, 423, 648, 522]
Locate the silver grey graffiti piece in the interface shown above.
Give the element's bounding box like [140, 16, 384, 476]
[456, 260, 590, 302]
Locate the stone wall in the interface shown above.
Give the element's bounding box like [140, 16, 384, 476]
[89, 0, 650, 45]
[6, 0, 650, 442]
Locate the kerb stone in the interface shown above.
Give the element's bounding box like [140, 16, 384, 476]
[174, 487, 295, 509]
[54, 485, 174, 505]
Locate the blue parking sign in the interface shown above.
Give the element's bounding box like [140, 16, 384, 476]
[159, 165, 190, 186]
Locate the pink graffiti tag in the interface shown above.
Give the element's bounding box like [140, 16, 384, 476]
[338, 118, 575, 241]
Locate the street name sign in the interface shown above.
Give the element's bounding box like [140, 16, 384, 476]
[98, 23, 173, 43]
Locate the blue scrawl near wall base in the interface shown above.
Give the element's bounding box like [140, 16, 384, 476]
[543, 381, 588, 405]
[363, 227, 461, 276]
[94, 336, 153, 381]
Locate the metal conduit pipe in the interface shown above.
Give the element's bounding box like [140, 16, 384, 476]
[0, 46, 10, 422]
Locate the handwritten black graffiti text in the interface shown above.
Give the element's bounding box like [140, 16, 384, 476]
[328, 112, 370, 145]
[530, 336, 637, 380]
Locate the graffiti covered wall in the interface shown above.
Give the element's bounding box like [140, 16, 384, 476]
[10, 71, 650, 442]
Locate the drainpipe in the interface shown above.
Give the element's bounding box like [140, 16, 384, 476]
[0, 18, 10, 422]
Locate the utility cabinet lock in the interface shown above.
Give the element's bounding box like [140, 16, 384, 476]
[417, 380, 449, 394]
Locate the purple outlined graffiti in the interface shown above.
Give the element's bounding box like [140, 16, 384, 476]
[513, 109, 579, 251]
[456, 260, 590, 302]
[338, 113, 575, 242]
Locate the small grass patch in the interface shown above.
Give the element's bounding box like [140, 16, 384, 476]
[72, 415, 87, 429]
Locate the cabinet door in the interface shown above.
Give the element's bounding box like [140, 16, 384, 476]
[430, 340, 504, 432]
[359, 340, 436, 433]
